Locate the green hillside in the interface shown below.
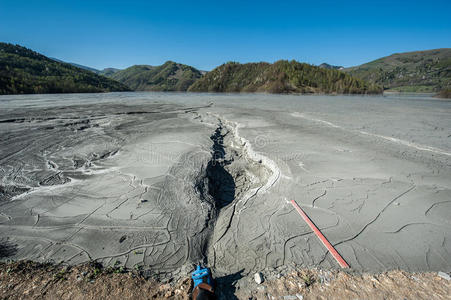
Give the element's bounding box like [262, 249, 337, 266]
[98, 68, 121, 76]
[343, 48, 451, 92]
[108, 61, 202, 91]
[0, 43, 130, 95]
[319, 63, 344, 70]
[188, 60, 382, 94]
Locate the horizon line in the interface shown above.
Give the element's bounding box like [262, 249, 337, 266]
[2, 40, 450, 72]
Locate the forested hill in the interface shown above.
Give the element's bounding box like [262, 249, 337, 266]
[188, 60, 382, 94]
[107, 61, 203, 91]
[0, 43, 130, 95]
[343, 48, 451, 92]
[319, 63, 344, 70]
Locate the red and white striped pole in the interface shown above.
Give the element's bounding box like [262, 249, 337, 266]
[290, 199, 349, 268]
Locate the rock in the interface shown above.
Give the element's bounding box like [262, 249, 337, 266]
[175, 289, 183, 295]
[282, 295, 303, 300]
[319, 273, 332, 286]
[164, 290, 174, 297]
[142, 270, 152, 279]
[159, 283, 171, 291]
[254, 272, 264, 284]
[297, 281, 307, 289]
[438, 271, 450, 281]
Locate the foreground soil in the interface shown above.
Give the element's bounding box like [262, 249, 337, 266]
[0, 262, 449, 300]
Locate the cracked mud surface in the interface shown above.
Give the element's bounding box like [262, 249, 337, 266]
[0, 92, 450, 281]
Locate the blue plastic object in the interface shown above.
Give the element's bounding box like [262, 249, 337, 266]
[191, 265, 213, 288]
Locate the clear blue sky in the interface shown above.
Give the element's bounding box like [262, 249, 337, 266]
[1, 0, 450, 70]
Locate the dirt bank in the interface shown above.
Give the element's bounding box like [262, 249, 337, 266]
[0, 261, 449, 300]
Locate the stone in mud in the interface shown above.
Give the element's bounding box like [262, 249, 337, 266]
[254, 272, 264, 284]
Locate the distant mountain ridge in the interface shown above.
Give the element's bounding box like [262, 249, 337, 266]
[319, 63, 344, 70]
[49, 59, 122, 77]
[343, 48, 451, 92]
[4, 42, 447, 96]
[106, 61, 203, 91]
[50, 57, 100, 74]
[98, 68, 121, 76]
[50, 58, 122, 78]
[188, 60, 382, 94]
[0, 43, 130, 95]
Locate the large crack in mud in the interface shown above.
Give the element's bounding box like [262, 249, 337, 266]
[206, 125, 236, 209]
[194, 116, 277, 269]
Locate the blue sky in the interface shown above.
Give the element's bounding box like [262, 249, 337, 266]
[1, 0, 450, 70]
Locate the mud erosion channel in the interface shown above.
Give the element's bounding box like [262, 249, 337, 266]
[0, 93, 450, 282]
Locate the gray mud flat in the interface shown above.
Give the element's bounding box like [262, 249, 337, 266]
[0, 92, 450, 280]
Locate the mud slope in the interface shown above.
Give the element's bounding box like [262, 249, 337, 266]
[0, 92, 450, 280]
[0, 102, 217, 277]
[0, 101, 277, 278]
